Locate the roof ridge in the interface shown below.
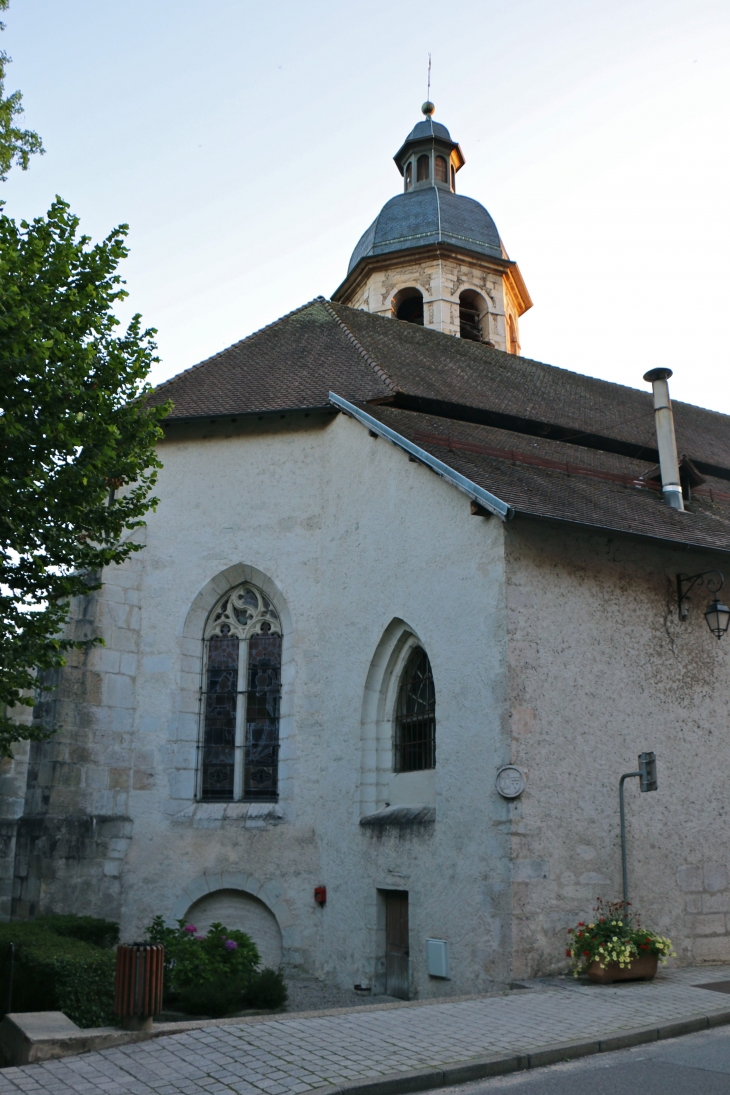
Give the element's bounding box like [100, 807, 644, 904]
[150, 298, 326, 397]
[321, 299, 399, 395]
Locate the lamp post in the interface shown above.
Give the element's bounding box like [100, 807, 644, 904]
[619, 752, 657, 923]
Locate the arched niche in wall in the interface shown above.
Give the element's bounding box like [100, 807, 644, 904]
[359, 619, 436, 816]
[392, 287, 424, 326]
[184, 889, 283, 968]
[459, 289, 490, 343]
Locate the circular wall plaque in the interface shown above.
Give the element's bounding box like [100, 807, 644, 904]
[495, 765, 525, 799]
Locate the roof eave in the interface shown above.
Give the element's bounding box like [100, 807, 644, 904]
[504, 260, 533, 315]
[510, 508, 730, 559]
[332, 242, 514, 303]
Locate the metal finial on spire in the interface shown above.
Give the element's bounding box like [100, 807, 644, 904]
[422, 53, 435, 116]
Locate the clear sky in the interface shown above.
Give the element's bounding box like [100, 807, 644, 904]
[4, 0, 730, 412]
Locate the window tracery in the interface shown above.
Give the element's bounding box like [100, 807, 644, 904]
[200, 584, 282, 802]
[394, 647, 435, 772]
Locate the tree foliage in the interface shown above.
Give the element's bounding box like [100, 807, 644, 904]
[0, 198, 169, 755]
[0, 0, 44, 179]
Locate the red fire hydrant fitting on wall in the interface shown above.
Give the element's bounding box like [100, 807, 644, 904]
[314, 886, 327, 906]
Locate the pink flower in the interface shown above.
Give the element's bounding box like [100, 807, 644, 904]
[184, 924, 197, 933]
[225, 940, 238, 951]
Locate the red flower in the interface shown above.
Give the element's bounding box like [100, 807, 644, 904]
[578, 921, 585, 927]
[565, 949, 572, 957]
[583, 950, 590, 957]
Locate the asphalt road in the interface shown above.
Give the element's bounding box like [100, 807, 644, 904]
[448, 1026, 730, 1094]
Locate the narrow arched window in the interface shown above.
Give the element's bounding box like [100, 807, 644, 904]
[451, 164, 455, 191]
[434, 155, 447, 183]
[417, 154, 429, 182]
[394, 647, 435, 772]
[459, 289, 488, 342]
[201, 584, 282, 802]
[405, 161, 413, 190]
[508, 314, 520, 355]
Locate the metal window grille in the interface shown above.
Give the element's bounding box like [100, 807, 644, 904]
[199, 585, 282, 803]
[394, 647, 435, 772]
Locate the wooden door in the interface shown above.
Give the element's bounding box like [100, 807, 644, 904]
[385, 891, 409, 999]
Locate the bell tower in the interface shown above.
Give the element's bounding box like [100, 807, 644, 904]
[332, 104, 531, 353]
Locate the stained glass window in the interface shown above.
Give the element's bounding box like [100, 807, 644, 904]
[200, 585, 282, 802]
[394, 647, 436, 773]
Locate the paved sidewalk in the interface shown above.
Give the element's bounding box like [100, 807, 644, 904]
[3, 965, 730, 1095]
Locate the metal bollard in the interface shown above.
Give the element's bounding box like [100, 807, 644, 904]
[114, 943, 164, 1031]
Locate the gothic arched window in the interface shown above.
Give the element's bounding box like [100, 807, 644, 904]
[434, 155, 447, 184]
[417, 154, 429, 182]
[200, 584, 282, 802]
[394, 647, 435, 772]
[405, 161, 413, 190]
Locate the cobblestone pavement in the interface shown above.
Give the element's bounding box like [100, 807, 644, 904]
[2, 966, 730, 1095]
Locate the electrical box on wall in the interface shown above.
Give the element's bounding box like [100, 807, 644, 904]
[426, 938, 450, 979]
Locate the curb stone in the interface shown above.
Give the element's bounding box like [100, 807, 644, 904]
[319, 1008, 730, 1095]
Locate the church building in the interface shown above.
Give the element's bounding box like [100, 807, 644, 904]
[3, 105, 730, 998]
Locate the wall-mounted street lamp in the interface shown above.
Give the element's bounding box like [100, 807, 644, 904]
[677, 570, 730, 639]
[619, 752, 657, 923]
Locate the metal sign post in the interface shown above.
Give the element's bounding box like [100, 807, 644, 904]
[619, 752, 658, 923]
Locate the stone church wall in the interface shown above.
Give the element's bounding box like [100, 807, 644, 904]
[11, 410, 515, 998]
[504, 520, 730, 977]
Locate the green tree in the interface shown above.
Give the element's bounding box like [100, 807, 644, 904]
[0, 0, 44, 179]
[0, 198, 169, 755]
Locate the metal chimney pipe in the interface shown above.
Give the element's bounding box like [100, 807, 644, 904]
[643, 368, 684, 512]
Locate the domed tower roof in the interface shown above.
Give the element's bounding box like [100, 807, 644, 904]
[333, 104, 532, 352]
[347, 189, 503, 275]
[344, 107, 503, 275]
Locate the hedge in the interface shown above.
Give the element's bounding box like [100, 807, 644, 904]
[0, 918, 117, 1028]
[33, 914, 119, 950]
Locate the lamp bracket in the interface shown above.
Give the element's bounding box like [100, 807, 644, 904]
[677, 570, 724, 620]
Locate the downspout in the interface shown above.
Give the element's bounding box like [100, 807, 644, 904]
[643, 367, 684, 512]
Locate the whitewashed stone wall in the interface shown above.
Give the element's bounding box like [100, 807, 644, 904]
[13, 411, 513, 998]
[503, 520, 730, 976]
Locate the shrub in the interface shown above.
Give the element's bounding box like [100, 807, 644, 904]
[0, 922, 115, 1028]
[175, 976, 250, 1018]
[33, 914, 119, 950]
[145, 917, 260, 1009]
[248, 967, 287, 1010]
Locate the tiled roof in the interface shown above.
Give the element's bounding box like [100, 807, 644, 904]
[149, 299, 730, 553]
[147, 300, 391, 418]
[361, 406, 730, 554]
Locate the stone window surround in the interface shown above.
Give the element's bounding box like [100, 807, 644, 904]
[173, 564, 294, 820]
[201, 582, 283, 802]
[359, 618, 436, 817]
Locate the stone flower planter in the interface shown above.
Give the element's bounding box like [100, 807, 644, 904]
[587, 953, 658, 984]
